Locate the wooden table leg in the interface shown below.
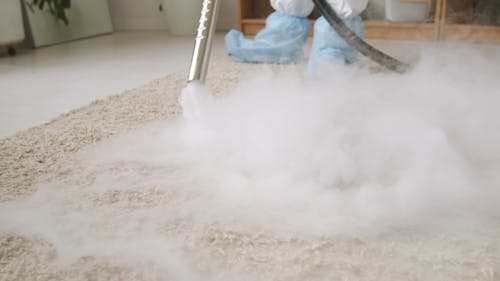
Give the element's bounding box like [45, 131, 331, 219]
[435, 0, 448, 40]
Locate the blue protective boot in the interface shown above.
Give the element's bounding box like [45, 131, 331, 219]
[308, 15, 364, 72]
[225, 11, 311, 64]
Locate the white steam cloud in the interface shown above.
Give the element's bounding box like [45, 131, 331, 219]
[178, 47, 500, 231]
[1, 45, 500, 279]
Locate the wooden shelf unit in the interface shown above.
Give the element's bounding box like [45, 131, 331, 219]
[238, 0, 500, 42]
[439, 0, 500, 42]
[440, 24, 500, 42]
[364, 21, 438, 40]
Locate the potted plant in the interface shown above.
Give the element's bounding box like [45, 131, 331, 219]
[25, 0, 72, 25]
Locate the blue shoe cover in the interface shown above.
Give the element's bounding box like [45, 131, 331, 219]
[308, 15, 364, 71]
[225, 11, 311, 64]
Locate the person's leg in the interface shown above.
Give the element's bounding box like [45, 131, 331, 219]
[225, 11, 311, 64]
[308, 15, 364, 72]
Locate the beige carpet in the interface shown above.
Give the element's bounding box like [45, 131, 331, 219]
[1, 57, 499, 281]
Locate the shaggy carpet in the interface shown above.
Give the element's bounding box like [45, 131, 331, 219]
[0, 56, 499, 281]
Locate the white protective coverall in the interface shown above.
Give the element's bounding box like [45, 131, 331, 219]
[225, 0, 369, 67]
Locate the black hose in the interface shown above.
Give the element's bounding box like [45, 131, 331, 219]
[312, 0, 410, 73]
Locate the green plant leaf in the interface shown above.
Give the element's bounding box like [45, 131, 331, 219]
[47, 0, 55, 14]
[61, 0, 71, 9]
[57, 8, 69, 25]
[31, 0, 72, 25]
[26, 1, 36, 13]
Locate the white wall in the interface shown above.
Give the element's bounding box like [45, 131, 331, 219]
[109, 0, 167, 30]
[109, 0, 238, 31]
[0, 0, 25, 45]
[217, 0, 238, 31]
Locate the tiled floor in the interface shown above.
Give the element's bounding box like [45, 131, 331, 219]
[0, 31, 227, 138]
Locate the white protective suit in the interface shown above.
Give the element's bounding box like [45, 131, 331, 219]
[225, 0, 369, 66]
[270, 0, 367, 18]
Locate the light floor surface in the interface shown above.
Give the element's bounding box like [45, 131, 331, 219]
[0, 31, 227, 138]
[1, 31, 499, 138]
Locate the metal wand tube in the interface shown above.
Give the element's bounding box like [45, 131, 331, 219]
[187, 0, 222, 83]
